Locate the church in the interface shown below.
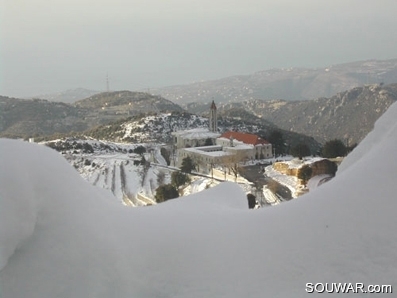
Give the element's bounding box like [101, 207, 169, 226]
[172, 100, 220, 149]
[172, 101, 272, 172]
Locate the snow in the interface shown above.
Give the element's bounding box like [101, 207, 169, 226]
[307, 174, 333, 190]
[265, 164, 300, 197]
[182, 177, 220, 196]
[2, 102, 397, 297]
[172, 128, 220, 139]
[68, 152, 156, 205]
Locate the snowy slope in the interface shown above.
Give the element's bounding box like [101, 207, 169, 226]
[46, 139, 171, 205]
[1, 102, 397, 297]
[70, 152, 161, 206]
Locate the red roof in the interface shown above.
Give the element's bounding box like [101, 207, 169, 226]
[220, 131, 269, 146]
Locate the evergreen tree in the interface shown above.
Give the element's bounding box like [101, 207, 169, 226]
[171, 171, 190, 188]
[160, 147, 171, 165]
[321, 139, 347, 158]
[180, 156, 195, 173]
[290, 143, 311, 159]
[267, 130, 285, 155]
[204, 138, 213, 146]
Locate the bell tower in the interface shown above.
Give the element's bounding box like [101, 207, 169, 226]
[209, 100, 217, 132]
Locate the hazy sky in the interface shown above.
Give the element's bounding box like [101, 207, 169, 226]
[1, 0, 397, 97]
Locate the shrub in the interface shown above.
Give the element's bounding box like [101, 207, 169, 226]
[298, 165, 312, 186]
[155, 184, 179, 203]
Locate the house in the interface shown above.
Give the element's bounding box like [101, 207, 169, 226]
[218, 131, 272, 159]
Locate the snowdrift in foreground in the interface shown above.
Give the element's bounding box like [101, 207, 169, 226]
[1, 102, 397, 297]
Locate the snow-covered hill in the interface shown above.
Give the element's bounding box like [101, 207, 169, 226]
[45, 139, 169, 205]
[86, 111, 321, 153]
[1, 101, 397, 296]
[44, 138, 221, 205]
[87, 112, 209, 143]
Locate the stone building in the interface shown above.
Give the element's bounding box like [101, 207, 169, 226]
[218, 131, 272, 159]
[172, 101, 273, 173]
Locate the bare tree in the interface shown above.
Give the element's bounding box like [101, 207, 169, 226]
[221, 151, 247, 181]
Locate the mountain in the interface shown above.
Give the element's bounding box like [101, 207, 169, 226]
[30, 88, 100, 103]
[0, 91, 185, 138]
[1, 99, 397, 297]
[151, 59, 397, 104]
[187, 83, 397, 145]
[84, 111, 321, 153]
[75, 90, 184, 112]
[0, 91, 320, 152]
[0, 96, 89, 138]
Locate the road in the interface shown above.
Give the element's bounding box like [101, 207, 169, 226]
[240, 165, 292, 201]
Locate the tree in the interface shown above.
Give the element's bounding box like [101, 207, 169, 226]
[267, 130, 285, 156]
[204, 138, 213, 146]
[139, 156, 150, 187]
[221, 151, 246, 181]
[133, 145, 146, 155]
[180, 156, 195, 173]
[154, 184, 179, 203]
[321, 139, 347, 158]
[190, 155, 201, 172]
[171, 171, 190, 188]
[157, 170, 166, 185]
[82, 143, 94, 153]
[298, 165, 312, 186]
[290, 143, 311, 159]
[160, 147, 170, 165]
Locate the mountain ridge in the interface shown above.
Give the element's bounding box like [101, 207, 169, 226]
[186, 83, 397, 144]
[152, 59, 397, 104]
[0, 92, 185, 138]
[30, 88, 100, 104]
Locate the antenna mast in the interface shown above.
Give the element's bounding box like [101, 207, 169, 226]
[106, 73, 110, 92]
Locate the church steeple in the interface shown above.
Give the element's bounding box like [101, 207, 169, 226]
[209, 100, 217, 132]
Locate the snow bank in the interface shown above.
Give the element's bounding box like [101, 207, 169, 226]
[1, 102, 397, 297]
[338, 100, 397, 173]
